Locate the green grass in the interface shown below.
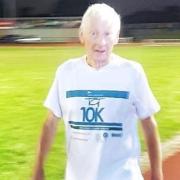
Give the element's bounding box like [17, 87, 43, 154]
[0, 44, 180, 179]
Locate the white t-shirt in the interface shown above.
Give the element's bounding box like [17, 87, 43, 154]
[44, 54, 160, 180]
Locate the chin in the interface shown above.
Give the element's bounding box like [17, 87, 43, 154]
[95, 56, 109, 62]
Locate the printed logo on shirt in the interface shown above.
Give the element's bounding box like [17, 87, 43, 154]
[66, 90, 129, 133]
[66, 90, 129, 99]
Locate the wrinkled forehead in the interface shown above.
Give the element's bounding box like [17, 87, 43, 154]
[83, 14, 118, 33]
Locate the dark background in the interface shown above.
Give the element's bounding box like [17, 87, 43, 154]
[0, 0, 180, 23]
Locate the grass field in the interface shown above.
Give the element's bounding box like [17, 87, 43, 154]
[0, 44, 180, 179]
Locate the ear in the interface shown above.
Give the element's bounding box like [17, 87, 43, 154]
[79, 30, 84, 44]
[113, 31, 120, 45]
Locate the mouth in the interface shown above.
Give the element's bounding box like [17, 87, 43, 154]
[94, 49, 106, 54]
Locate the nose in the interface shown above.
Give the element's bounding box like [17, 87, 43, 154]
[96, 36, 107, 46]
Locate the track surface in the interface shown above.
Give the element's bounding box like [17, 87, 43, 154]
[143, 150, 180, 180]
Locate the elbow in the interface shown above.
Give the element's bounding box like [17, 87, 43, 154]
[141, 116, 159, 135]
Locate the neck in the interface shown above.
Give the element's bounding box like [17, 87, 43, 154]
[86, 57, 110, 70]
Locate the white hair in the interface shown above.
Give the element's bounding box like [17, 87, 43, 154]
[80, 3, 121, 36]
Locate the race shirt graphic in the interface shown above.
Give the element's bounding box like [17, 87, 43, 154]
[66, 90, 129, 138]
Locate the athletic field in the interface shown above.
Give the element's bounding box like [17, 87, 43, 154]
[0, 44, 179, 179]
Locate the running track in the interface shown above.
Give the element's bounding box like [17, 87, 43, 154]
[143, 150, 180, 180]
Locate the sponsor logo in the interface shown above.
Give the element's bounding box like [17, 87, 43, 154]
[103, 132, 109, 138]
[111, 133, 123, 137]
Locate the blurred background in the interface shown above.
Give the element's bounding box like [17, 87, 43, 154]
[0, 1, 180, 180]
[0, 0, 180, 43]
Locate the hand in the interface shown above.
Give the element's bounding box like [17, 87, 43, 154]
[151, 170, 163, 180]
[32, 167, 45, 180]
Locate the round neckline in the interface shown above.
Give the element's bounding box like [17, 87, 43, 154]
[82, 54, 115, 72]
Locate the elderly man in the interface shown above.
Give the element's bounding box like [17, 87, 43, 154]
[33, 3, 163, 180]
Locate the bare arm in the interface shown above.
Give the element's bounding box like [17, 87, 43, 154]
[140, 116, 163, 180]
[32, 111, 59, 180]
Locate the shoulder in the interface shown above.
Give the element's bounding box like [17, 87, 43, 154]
[56, 57, 83, 75]
[112, 54, 144, 74]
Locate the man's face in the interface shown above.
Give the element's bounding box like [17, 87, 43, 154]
[80, 18, 118, 64]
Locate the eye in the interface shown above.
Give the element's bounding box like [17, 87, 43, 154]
[105, 32, 110, 36]
[90, 32, 97, 37]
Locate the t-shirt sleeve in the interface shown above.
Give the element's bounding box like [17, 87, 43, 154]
[43, 71, 62, 118]
[133, 64, 160, 120]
